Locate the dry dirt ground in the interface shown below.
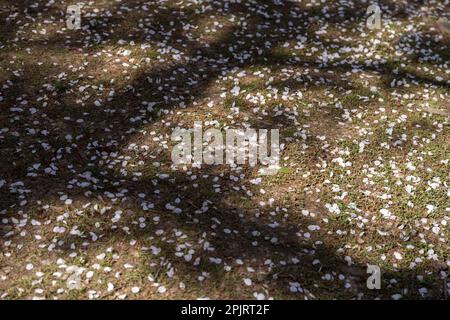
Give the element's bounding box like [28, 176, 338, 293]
[0, 0, 449, 299]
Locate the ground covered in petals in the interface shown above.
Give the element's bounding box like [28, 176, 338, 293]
[0, 0, 449, 300]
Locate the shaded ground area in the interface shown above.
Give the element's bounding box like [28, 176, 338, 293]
[0, 0, 449, 299]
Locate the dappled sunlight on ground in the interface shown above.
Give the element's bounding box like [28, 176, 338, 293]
[0, 0, 448, 300]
